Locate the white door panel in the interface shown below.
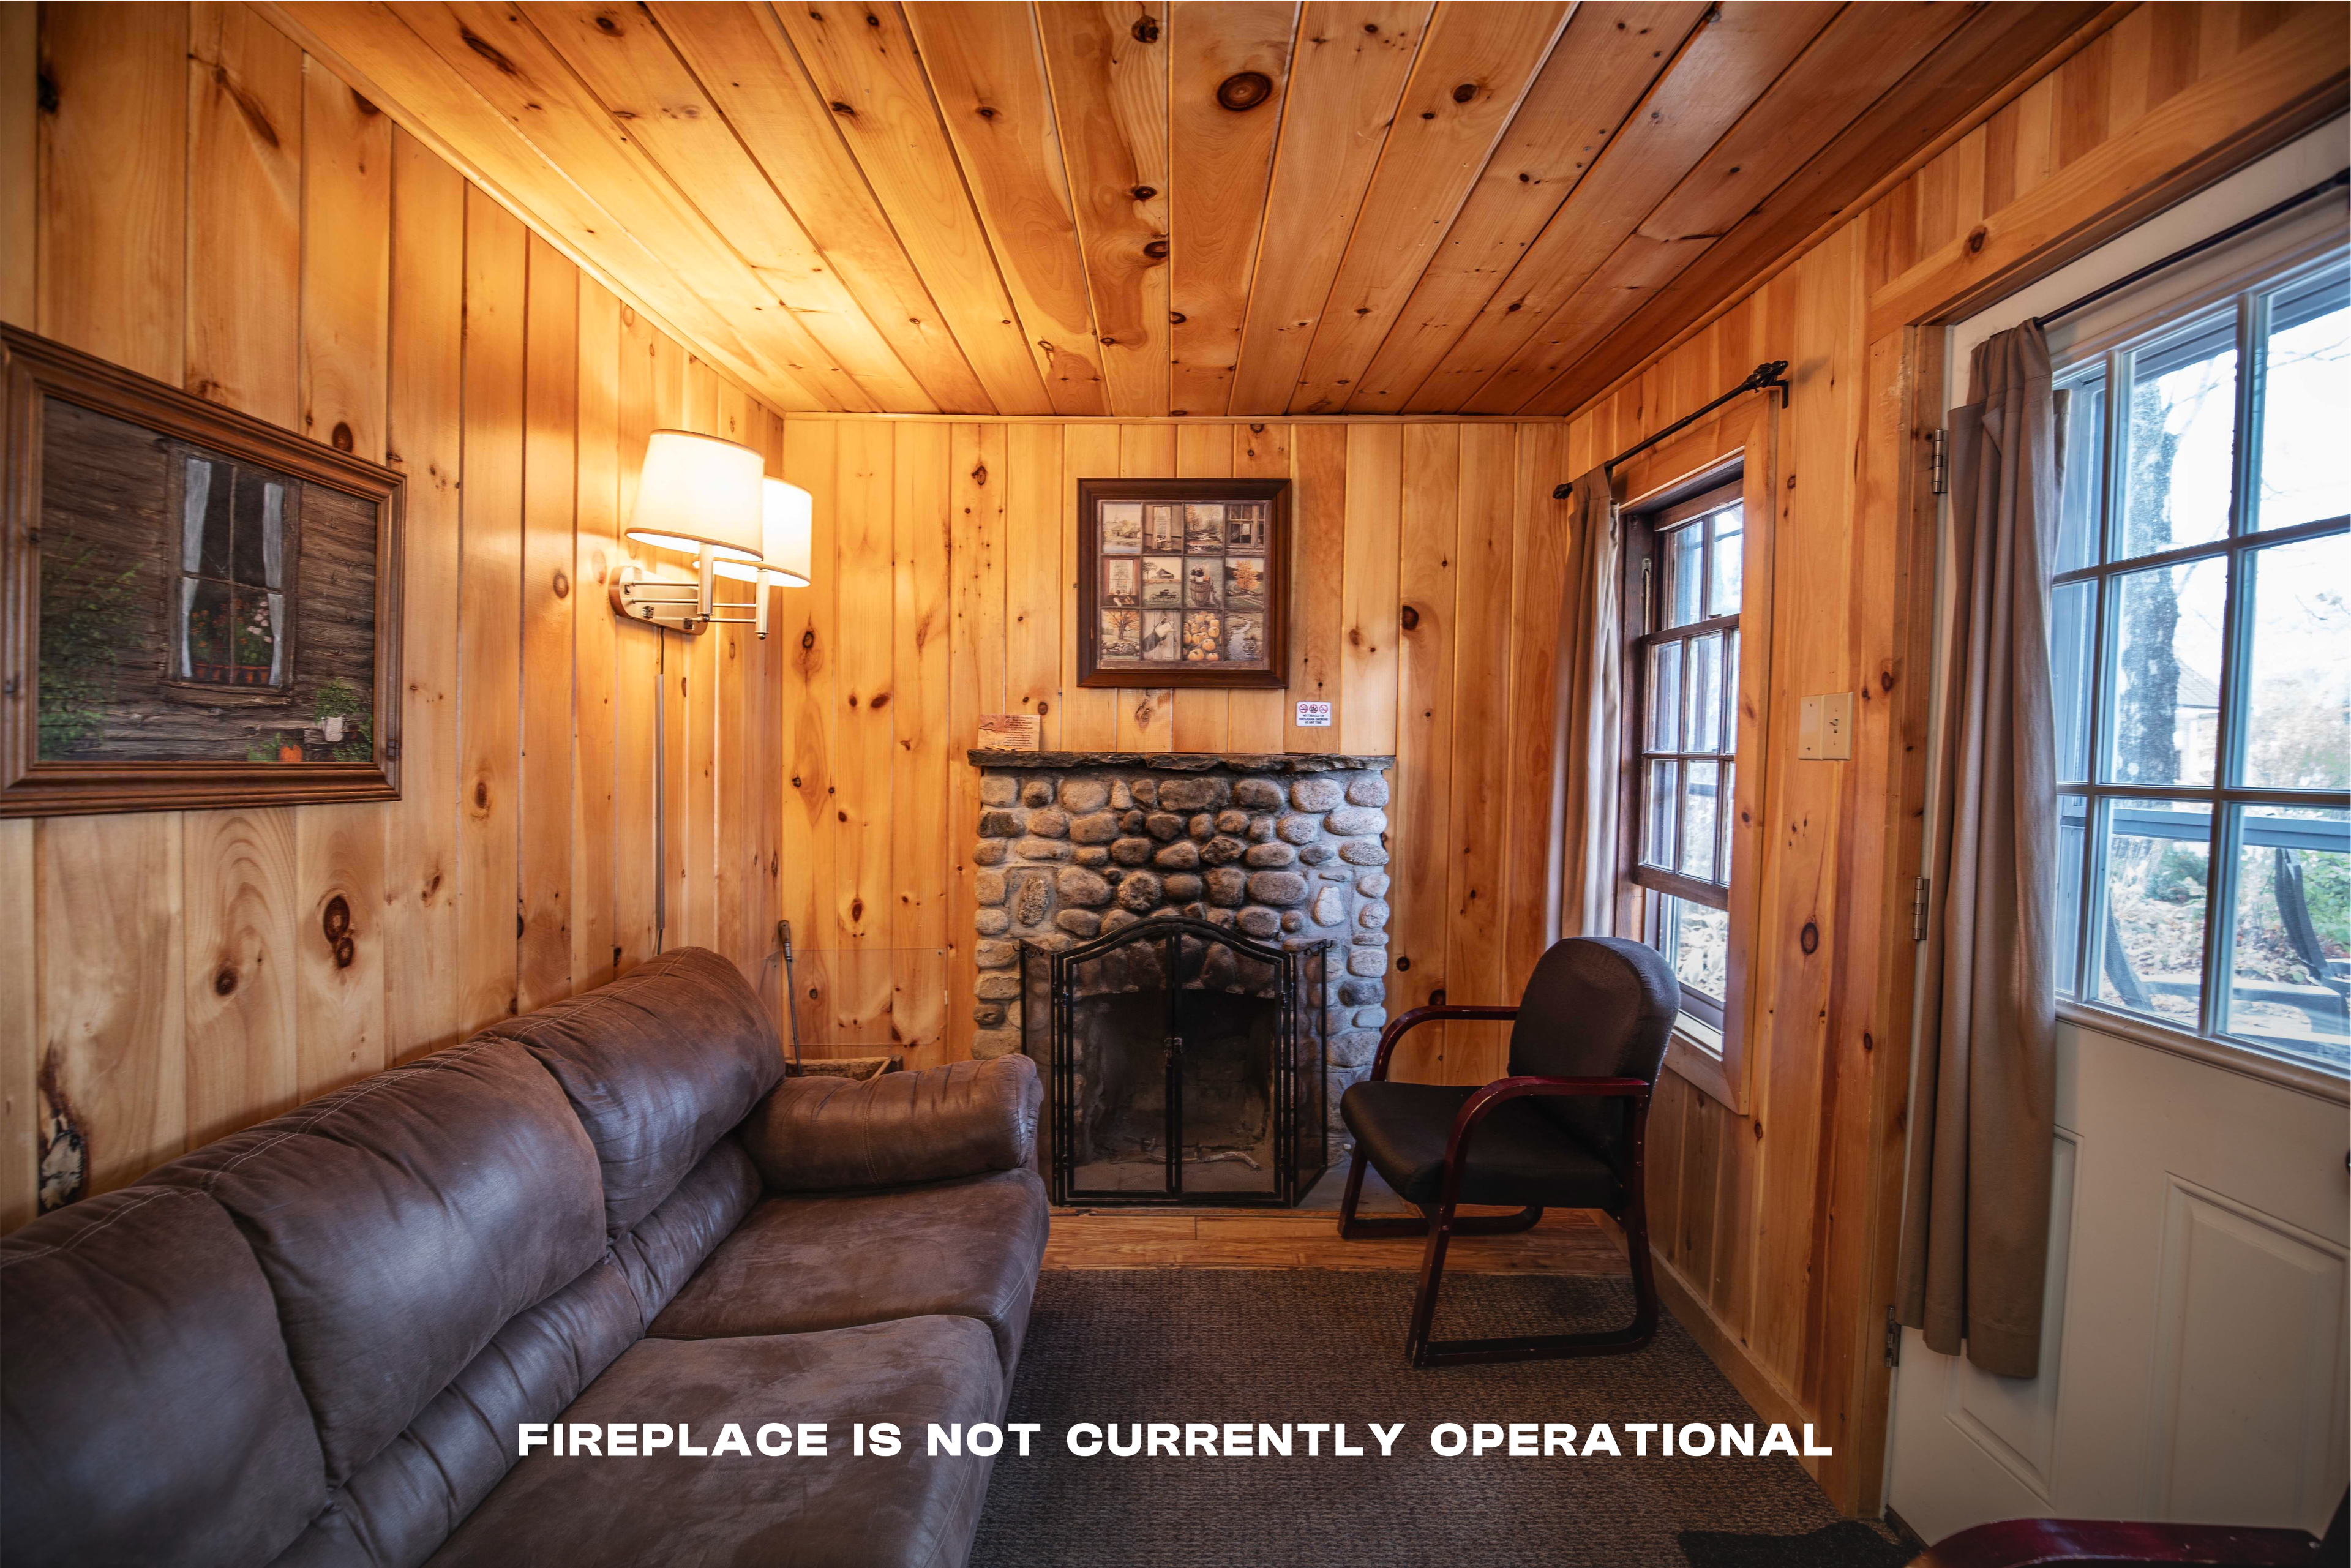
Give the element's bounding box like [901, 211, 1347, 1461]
[1889, 1020, 2349, 1541]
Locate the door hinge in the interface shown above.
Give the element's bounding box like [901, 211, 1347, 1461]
[1885, 1305, 1902, 1368]
[1912, 876, 1931, 943]
[1929, 429, 1949, 495]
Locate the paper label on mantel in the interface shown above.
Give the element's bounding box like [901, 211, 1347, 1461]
[977, 713, 1043, 750]
[1294, 702, 1332, 729]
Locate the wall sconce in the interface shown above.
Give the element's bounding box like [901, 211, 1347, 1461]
[710, 478, 814, 639]
[610, 429, 765, 634]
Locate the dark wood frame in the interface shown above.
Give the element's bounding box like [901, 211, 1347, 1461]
[1618, 473, 1745, 1032]
[1075, 476, 1289, 689]
[1337, 1003, 1659, 1368]
[1, 325, 405, 817]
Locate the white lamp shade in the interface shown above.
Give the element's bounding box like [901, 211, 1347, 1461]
[714, 478, 814, 587]
[626, 430, 764, 561]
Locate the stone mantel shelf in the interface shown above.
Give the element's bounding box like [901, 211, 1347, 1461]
[967, 751, 1393, 773]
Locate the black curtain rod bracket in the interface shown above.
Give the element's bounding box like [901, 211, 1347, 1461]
[2034, 169, 2349, 329]
[1551, 360, 1791, 499]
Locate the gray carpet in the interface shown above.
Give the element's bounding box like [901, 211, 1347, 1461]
[972, 1269, 1910, 1568]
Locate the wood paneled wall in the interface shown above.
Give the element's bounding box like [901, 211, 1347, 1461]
[773, 414, 1575, 1079]
[1563, 0, 2345, 1514]
[0, 2, 787, 1229]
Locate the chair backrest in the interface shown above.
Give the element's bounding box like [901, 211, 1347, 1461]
[1506, 937, 1681, 1161]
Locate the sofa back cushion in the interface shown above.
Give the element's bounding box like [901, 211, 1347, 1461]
[1, 1186, 328, 1567]
[144, 1038, 607, 1485]
[479, 947, 782, 1235]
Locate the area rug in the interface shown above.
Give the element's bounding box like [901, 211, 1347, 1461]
[971, 1269, 1910, 1568]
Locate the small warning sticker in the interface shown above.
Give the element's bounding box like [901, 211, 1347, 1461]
[1294, 702, 1332, 729]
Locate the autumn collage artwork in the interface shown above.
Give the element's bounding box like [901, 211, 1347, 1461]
[1095, 499, 1271, 670]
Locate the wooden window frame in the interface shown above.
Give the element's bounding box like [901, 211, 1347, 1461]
[1611, 400, 1779, 1115]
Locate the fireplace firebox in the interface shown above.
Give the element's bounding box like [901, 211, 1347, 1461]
[1022, 916, 1329, 1207]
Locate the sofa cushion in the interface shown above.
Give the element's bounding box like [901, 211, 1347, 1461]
[1, 1185, 326, 1568]
[741, 1054, 1040, 1192]
[481, 947, 783, 1235]
[609, 1136, 763, 1327]
[430, 1317, 1005, 1568]
[649, 1168, 1049, 1375]
[267, 1258, 644, 1568]
[144, 1038, 608, 1484]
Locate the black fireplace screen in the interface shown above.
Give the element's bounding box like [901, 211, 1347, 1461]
[1021, 917, 1328, 1207]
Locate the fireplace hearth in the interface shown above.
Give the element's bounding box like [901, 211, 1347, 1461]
[1022, 915, 1329, 1206]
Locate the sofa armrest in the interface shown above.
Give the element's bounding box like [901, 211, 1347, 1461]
[739, 1054, 1043, 1191]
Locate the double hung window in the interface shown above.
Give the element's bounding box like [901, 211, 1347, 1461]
[2051, 249, 2350, 1073]
[1625, 478, 1744, 1030]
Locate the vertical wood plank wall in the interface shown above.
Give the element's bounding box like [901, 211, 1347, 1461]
[776, 415, 1573, 1085]
[0, 3, 784, 1229]
[1552, 0, 2344, 1514]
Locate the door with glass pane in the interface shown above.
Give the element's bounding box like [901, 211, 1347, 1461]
[1890, 240, 2348, 1545]
[1624, 478, 1744, 1027]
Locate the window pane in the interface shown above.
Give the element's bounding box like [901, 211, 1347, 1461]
[1709, 504, 1744, 614]
[1648, 640, 1681, 753]
[231, 590, 279, 686]
[1663, 523, 1703, 627]
[1650, 893, 1728, 1005]
[2057, 370, 2105, 572]
[1719, 760, 1736, 882]
[2224, 805, 2349, 1070]
[1689, 632, 1723, 754]
[2057, 795, 2088, 996]
[2238, 532, 2351, 790]
[2097, 798, 2210, 1027]
[2121, 315, 2237, 558]
[1681, 761, 1719, 883]
[2052, 578, 2096, 782]
[2255, 260, 2350, 531]
[2105, 557, 2225, 787]
[184, 578, 232, 676]
[186, 456, 231, 579]
[1644, 759, 1676, 868]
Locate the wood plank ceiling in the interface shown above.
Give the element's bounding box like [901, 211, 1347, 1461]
[276, 0, 2107, 418]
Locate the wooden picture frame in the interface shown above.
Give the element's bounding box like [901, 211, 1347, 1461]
[2, 325, 405, 817]
[1076, 476, 1288, 689]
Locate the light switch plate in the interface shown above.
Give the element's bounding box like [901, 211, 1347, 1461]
[1799, 692, 1854, 760]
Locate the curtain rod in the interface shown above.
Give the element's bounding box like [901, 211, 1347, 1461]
[2035, 169, 2349, 329]
[1552, 361, 1791, 499]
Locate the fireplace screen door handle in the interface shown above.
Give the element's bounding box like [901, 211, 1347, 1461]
[1163, 1035, 1184, 1197]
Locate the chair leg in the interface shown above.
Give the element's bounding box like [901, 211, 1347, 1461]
[1403, 1199, 1457, 1367]
[1337, 1145, 1542, 1240]
[1412, 1201, 1660, 1367]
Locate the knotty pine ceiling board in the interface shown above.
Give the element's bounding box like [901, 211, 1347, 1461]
[278, 0, 2120, 419]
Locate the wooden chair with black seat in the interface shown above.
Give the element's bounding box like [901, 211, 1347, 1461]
[1337, 936, 1681, 1368]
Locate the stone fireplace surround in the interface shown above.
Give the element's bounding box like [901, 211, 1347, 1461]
[967, 751, 1393, 1147]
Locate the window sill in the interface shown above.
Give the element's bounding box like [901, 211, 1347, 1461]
[2055, 997, 2349, 1106]
[1663, 1013, 1747, 1116]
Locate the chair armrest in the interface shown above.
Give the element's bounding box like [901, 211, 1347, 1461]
[1369, 1004, 1521, 1082]
[1908, 1516, 2325, 1567]
[738, 1054, 1043, 1191]
[1438, 1076, 1654, 1207]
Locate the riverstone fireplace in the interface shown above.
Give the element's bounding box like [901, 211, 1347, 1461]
[967, 751, 1393, 1198]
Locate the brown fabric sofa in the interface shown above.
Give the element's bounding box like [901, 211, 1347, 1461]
[0, 947, 1048, 1568]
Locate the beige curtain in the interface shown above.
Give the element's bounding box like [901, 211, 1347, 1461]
[1554, 466, 1625, 940]
[1899, 324, 2061, 1379]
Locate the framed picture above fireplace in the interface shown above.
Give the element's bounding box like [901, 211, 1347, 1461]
[1076, 476, 1288, 689]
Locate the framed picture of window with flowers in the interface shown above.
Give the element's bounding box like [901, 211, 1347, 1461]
[1, 326, 403, 816]
[1077, 476, 1289, 689]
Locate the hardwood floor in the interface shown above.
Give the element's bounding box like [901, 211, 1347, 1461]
[1042, 1206, 1627, 1275]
